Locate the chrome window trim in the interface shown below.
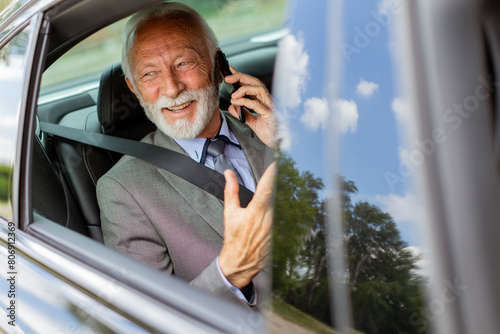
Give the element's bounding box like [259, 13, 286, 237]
[0, 0, 61, 48]
[12, 13, 44, 229]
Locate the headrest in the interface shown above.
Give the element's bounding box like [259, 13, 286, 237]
[97, 62, 155, 139]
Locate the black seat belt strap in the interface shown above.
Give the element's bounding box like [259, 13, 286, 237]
[40, 122, 254, 207]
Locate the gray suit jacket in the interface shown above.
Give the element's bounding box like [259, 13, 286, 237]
[96, 112, 274, 306]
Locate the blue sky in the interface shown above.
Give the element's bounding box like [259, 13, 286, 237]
[274, 0, 425, 249]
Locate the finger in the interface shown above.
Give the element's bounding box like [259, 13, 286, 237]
[226, 67, 266, 87]
[227, 104, 241, 120]
[249, 163, 276, 208]
[231, 85, 271, 100]
[228, 104, 251, 125]
[224, 169, 241, 209]
[230, 98, 270, 118]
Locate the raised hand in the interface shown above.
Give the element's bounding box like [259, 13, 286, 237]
[218, 162, 276, 289]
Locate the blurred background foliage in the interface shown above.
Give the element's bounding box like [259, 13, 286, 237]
[41, 0, 286, 87]
[0, 164, 11, 202]
[0, 0, 13, 12]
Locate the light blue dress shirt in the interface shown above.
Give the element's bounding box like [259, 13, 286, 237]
[175, 112, 256, 192]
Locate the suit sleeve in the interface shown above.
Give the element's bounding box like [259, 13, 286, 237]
[96, 174, 253, 307]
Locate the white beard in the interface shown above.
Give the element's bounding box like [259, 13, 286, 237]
[139, 81, 219, 140]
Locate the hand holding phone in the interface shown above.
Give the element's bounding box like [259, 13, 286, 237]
[216, 49, 276, 148]
[216, 49, 253, 123]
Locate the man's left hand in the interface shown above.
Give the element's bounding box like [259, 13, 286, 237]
[225, 67, 276, 148]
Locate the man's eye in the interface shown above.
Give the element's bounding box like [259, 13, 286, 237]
[177, 62, 196, 71]
[141, 72, 157, 80]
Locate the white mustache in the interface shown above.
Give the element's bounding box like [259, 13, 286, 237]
[155, 90, 201, 109]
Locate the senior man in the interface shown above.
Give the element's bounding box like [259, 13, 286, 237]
[96, 1, 276, 307]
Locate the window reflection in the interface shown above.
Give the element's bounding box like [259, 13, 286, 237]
[0, 25, 29, 222]
[271, 0, 339, 331]
[337, 1, 428, 333]
[271, 0, 428, 332]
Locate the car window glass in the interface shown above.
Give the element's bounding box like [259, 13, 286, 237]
[270, 0, 340, 331]
[41, 0, 289, 89]
[0, 24, 30, 223]
[337, 1, 429, 333]
[271, 0, 431, 333]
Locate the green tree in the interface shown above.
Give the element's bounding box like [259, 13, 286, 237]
[273, 153, 324, 299]
[342, 181, 426, 334]
[272, 155, 425, 333]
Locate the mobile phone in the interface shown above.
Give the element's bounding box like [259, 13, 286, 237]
[216, 49, 253, 123]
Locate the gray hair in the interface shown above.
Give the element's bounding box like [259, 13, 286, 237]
[121, 1, 219, 82]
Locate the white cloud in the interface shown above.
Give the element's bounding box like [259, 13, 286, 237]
[391, 97, 409, 124]
[334, 99, 358, 134]
[276, 118, 294, 151]
[274, 33, 309, 109]
[372, 191, 422, 225]
[404, 245, 429, 276]
[356, 79, 379, 98]
[301, 97, 329, 131]
[391, 97, 419, 148]
[273, 33, 310, 151]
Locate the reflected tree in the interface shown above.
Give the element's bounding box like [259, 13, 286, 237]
[0, 164, 12, 202]
[273, 153, 426, 333]
[342, 180, 426, 334]
[0, 27, 28, 66]
[0, 44, 9, 65]
[273, 152, 323, 297]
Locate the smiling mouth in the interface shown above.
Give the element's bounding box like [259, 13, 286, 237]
[166, 101, 193, 112]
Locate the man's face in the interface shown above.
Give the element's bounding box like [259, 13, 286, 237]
[126, 19, 219, 139]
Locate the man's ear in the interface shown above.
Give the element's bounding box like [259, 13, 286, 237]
[214, 51, 223, 84]
[125, 76, 142, 104]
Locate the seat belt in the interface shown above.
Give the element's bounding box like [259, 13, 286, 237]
[40, 122, 254, 208]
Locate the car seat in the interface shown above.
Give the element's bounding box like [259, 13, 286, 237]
[50, 62, 155, 242]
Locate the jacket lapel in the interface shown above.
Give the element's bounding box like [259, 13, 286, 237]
[150, 130, 225, 237]
[225, 112, 274, 183]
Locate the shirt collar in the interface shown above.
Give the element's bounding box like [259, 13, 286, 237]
[174, 111, 240, 163]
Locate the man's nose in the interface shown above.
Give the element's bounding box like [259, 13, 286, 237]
[161, 70, 185, 98]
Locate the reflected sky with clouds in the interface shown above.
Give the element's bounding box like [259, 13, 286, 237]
[274, 0, 424, 249]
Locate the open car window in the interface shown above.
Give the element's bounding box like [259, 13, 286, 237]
[30, 0, 292, 332]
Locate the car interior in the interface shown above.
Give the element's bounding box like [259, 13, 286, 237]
[32, 1, 280, 244]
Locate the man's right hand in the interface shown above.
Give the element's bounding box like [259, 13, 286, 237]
[218, 163, 276, 290]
